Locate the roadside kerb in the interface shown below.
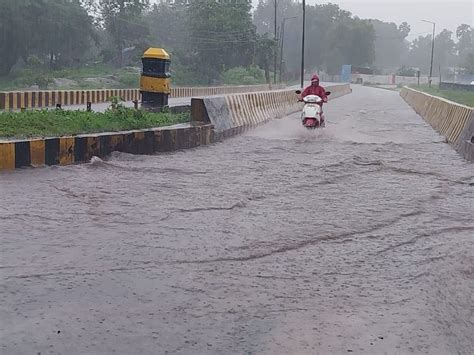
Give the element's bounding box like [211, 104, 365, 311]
[0, 123, 213, 171]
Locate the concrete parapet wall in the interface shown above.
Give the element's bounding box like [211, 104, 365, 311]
[353, 74, 439, 86]
[400, 87, 473, 161]
[0, 89, 140, 111]
[171, 84, 285, 98]
[326, 84, 353, 100]
[191, 84, 352, 139]
[0, 84, 286, 111]
[0, 123, 213, 171]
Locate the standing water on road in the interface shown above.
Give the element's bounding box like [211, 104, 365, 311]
[1, 86, 473, 354]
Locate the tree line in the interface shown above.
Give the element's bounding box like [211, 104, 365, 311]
[0, 0, 472, 85]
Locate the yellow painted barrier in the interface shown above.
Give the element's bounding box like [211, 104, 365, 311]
[400, 87, 472, 144]
[0, 124, 214, 171]
[192, 84, 352, 136]
[400, 87, 473, 161]
[0, 84, 286, 111]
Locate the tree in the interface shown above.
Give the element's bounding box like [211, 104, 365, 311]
[306, 3, 352, 73]
[98, 0, 150, 67]
[396, 66, 416, 76]
[462, 53, 474, 74]
[456, 24, 473, 66]
[370, 20, 410, 72]
[0, 0, 26, 75]
[0, 0, 96, 76]
[188, 0, 256, 84]
[434, 29, 456, 69]
[37, 0, 96, 68]
[253, 1, 375, 77]
[147, 1, 189, 52]
[348, 18, 375, 68]
[253, 0, 299, 35]
[253, 0, 300, 76]
[255, 33, 276, 83]
[407, 34, 432, 73]
[322, 17, 374, 75]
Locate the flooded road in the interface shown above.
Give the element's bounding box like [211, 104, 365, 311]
[1, 86, 473, 354]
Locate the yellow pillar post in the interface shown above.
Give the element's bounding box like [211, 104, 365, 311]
[140, 48, 171, 111]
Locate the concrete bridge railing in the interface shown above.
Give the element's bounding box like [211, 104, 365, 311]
[400, 87, 473, 161]
[0, 84, 286, 111]
[191, 84, 352, 139]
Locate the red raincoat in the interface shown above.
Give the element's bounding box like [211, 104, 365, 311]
[301, 74, 328, 103]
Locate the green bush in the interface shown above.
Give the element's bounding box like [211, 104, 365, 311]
[34, 74, 53, 89]
[116, 71, 139, 88]
[397, 66, 417, 77]
[52, 64, 115, 79]
[26, 55, 43, 69]
[221, 66, 266, 85]
[171, 63, 210, 86]
[13, 71, 37, 88]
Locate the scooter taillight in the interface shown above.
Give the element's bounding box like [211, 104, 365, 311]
[304, 117, 319, 127]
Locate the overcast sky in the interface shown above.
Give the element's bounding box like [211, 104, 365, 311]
[150, 0, 473, 39]
[313, 0, 473, 39]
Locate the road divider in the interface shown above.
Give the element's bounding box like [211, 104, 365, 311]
[0, 84, 285, 111]
[0, 123, 213, 170]
[191, 84, 352, 139]
[400, 87, 473, 161]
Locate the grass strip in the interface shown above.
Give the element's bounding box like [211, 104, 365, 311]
[0, 107, 189, 140]
[412, 85, 474, 107]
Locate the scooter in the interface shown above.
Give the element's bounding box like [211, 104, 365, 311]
[295, 90, 331, 129]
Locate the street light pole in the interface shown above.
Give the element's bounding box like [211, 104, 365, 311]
[422, 20, 436, 87]
[279, 16, 297, 83]
[300, 0, 305, 88]
[274, 0, 277, 85]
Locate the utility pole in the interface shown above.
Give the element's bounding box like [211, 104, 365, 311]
[300, 0, 306, 88]
[422, 20, 436, 87]
[279, 16, 297, 83]
[274, 0, 277, 85]
[279, 24, 284, 83]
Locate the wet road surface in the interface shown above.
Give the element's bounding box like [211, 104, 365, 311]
[1, 86, 473, 354]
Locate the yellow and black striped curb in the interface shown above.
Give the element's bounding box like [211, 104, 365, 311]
[400, 87, 473, 162]
[0, 89, 140, 111]
[191, 84, 352, 138]
[0, 123, 213, 171]
[0, 84, 286, 111]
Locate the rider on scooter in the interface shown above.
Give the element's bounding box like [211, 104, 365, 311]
[300, 74, 328, 122]
[301, 74, 328, 103]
